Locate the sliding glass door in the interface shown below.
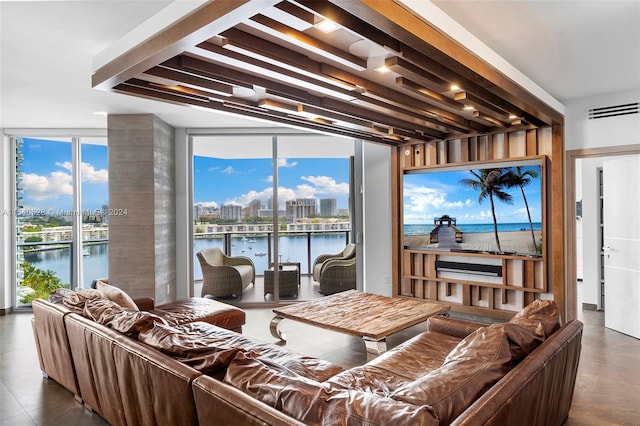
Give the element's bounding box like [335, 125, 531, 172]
[191, 131, 354, 305]
[14, 134, 108, 307]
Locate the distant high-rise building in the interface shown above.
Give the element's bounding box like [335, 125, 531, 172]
[101, 204, 109, 224]
[286, 198, 317, 222]
[221, 204, 242, 220]
[247, 199, 261, 217]
[319, 198, 337, 216]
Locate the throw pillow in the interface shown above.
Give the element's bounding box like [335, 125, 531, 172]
[96, 280, 139, 311]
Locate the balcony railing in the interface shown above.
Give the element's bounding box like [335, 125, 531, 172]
[193, 230, 351, 279]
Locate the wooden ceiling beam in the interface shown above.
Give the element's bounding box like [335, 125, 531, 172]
[92, 0, 280, 90]
[169, 54, 444, 140]
[327, 0, 563, 126]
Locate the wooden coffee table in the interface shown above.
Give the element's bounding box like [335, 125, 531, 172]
[270, 290, 449, 357]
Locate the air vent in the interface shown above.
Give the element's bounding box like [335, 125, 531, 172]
[588, 102, 639, 120]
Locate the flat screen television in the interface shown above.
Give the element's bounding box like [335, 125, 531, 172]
[403, 157, 545, 257]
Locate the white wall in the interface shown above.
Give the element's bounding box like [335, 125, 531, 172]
[361, 142, 393, 296]
[565, 89, 640, 151]
[567, 90, 640, 309]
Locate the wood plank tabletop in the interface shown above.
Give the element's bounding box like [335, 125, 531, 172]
[272, 290, 449, 339]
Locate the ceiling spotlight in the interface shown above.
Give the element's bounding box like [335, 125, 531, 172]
[463, 105, 475, 111]
[375, 65, 391, 73]
[450, 84, 461, 91]
[315, 19, 339, 33]
[509, 114, 518, 120]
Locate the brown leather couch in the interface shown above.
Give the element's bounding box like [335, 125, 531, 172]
[33, 293, 582, 426]
[31, 289, 245, 405]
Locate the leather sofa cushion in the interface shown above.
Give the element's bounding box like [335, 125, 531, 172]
[139, 321, 344, 380]
[326, 330, 462, 397]
[224, 352, 327, 417]
[391, 324, 513, 425]
[49, 288, 98, 315]
[83, 298, 168, 337]
[224, 352, 439, 426]
[152, 297, 245, 330]
[509, 299, 560, 339]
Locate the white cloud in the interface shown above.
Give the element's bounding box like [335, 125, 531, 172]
[301, 176, 349, 195]
[55, 161, 108, 184]
[403, 184, 476, 223]
[278, 158, 297, 168]
[22, 171, 73, 200]
[222, 166, 238, 174]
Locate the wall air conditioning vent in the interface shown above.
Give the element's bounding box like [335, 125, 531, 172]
[588, 102, 639, 120]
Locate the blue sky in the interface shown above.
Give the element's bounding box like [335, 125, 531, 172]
[193, 156, 350, 209]
[403, 166, 542, 225]
[19, 138, 350, 212]
[20, 138, 108, 212]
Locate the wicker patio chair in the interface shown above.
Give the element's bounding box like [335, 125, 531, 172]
[197, 248, 255, 300]
[317, 256, 357, 295]
[312, 243, 356, 282]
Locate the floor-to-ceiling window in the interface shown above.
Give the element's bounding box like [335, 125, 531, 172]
[14, 133, 108, 307]
[191, 130, 354, 305]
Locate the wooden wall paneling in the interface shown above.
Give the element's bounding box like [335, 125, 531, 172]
[413, 143, 424, 167]
[462, 282, 471, 306]
[508, 131, 526, 157]
[501, 258, 508, 304]
[526, 129, 538, 156]
[402, 146, 413, 168]
[447, 139, 458, 163]
[391, 146, 402, 297]
[425, 141, 437, 166]
[550, 125, 565, 321]
[460, 138, 470, 162]
[482, 135, 494, 161]
[402, 251, 413, 295]
[436, 140, 446, 165]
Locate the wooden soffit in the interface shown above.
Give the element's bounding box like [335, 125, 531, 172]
[93, 0, 564, 147]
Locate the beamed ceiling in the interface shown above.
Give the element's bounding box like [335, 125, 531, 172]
[93, 0, 564, 147]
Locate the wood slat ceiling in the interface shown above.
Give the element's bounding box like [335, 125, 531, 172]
[93, 0, 563, 146]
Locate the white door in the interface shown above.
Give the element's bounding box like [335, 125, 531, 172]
[603, 155, 640, 338]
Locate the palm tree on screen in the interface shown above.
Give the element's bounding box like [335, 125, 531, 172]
[459, 168, 512, 252]
[506, 166, 539, 251]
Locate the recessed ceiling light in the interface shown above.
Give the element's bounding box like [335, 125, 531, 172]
[315, 19, 339, 33]
[450, 84, 461, 91]
[463, 105, 475, 111]
[509, 114, 518, 120]
[376, 66, 390, 73]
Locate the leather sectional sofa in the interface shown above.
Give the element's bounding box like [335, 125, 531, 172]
[32, 289, 583, 425]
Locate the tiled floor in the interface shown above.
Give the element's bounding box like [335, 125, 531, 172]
[2, 306, 639, 425]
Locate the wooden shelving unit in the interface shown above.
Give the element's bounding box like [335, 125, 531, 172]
[393, 126, 564, 320]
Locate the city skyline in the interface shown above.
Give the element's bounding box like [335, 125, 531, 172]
[18, 138, 350, 214]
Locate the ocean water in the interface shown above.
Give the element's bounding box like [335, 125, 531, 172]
[404, 222, 542, 235]
[22, 233, 349, 287]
